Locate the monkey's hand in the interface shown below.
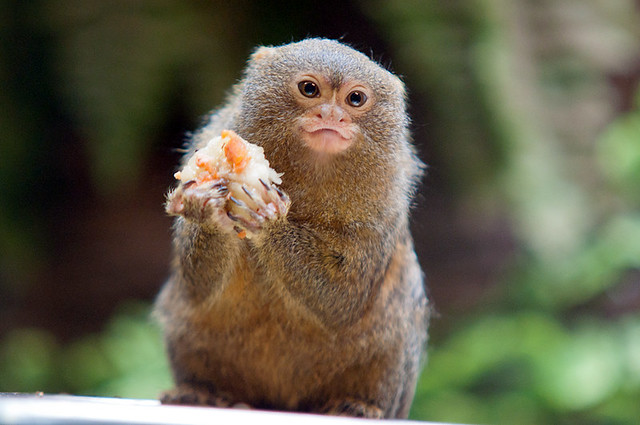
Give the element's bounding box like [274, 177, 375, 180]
[225, 178, 290, 239]
[166, 178, 290, 239]
[165, 180, 236, 231]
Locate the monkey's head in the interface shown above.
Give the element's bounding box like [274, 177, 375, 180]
[235, 39, 420, 218]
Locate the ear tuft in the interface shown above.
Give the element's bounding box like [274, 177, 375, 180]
[251, 46, 275, 62]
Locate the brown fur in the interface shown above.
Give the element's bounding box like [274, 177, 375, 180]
[155, 38, 429, 419]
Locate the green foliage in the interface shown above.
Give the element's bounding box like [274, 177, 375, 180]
[413, 314, 640, 424]
[0, 302, 172, 399]
[41, 0, 247, 195]
[0, 328, 59, 393]
[598, 95, 640, 206]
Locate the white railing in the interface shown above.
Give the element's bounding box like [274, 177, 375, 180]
[0, 394, 457, 425]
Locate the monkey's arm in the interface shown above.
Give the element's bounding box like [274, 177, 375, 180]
[168, 216, 243, 301]
[252, 218, 398, 328]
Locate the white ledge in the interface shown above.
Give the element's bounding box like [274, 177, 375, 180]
[0, 394, 454, 425]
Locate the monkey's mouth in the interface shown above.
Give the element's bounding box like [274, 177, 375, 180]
[302, 129, 353, 154]
[300, 122, 355, 154]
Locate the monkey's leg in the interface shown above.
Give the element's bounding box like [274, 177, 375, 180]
[320, 398, 384, 419]
[160, 383, 239, 408]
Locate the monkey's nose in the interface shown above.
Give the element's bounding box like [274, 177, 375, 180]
[319, 104, 347, 123]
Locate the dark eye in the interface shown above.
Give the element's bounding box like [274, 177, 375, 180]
[346, 90, 367, 107]
[298, 81, 319, 98]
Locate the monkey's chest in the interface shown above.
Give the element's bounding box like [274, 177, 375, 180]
[187, 267, 348, 408]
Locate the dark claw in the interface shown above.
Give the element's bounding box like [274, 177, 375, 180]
[229, 195, 246, 208]
[183, 180, 197, 189]
[259, 178, 272, 191]
[241, 186, 254, 200]
[229, 195, 266, 223]
[204, 181, 228, 194]
[227, 212, 261, 232]
[274, 186, 288, 200]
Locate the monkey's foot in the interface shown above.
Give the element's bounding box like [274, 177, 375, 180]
[165, 180, 237, 231]
[160, 384, 247, 408]
[321, 398, 384, 419]
[226, 179, 290, 239]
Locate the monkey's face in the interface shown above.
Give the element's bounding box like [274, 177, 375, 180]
[290, 73, 373, 155]
[240, 39, 409, 174]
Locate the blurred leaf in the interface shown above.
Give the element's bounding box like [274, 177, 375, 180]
[594, 392, 640, 425]
[411, 390, 489, 424]
[61, 334, 113, 392]
[0, 328, 59, 392]
[416, 312, 565, 394]
[70, 301, 172, 398]
[620, 316, 640, 391]
[533, 323, 623, 410]
[516, 214, 640, 309]
[597, 108, 640, 204]
[0, 302, 170, 399]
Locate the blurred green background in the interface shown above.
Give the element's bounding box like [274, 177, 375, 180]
[1, 1, 639, 424]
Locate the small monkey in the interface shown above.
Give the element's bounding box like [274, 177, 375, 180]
[155, 38, 429, 419]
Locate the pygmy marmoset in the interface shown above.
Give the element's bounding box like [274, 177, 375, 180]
[155, 38, 430, 419]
